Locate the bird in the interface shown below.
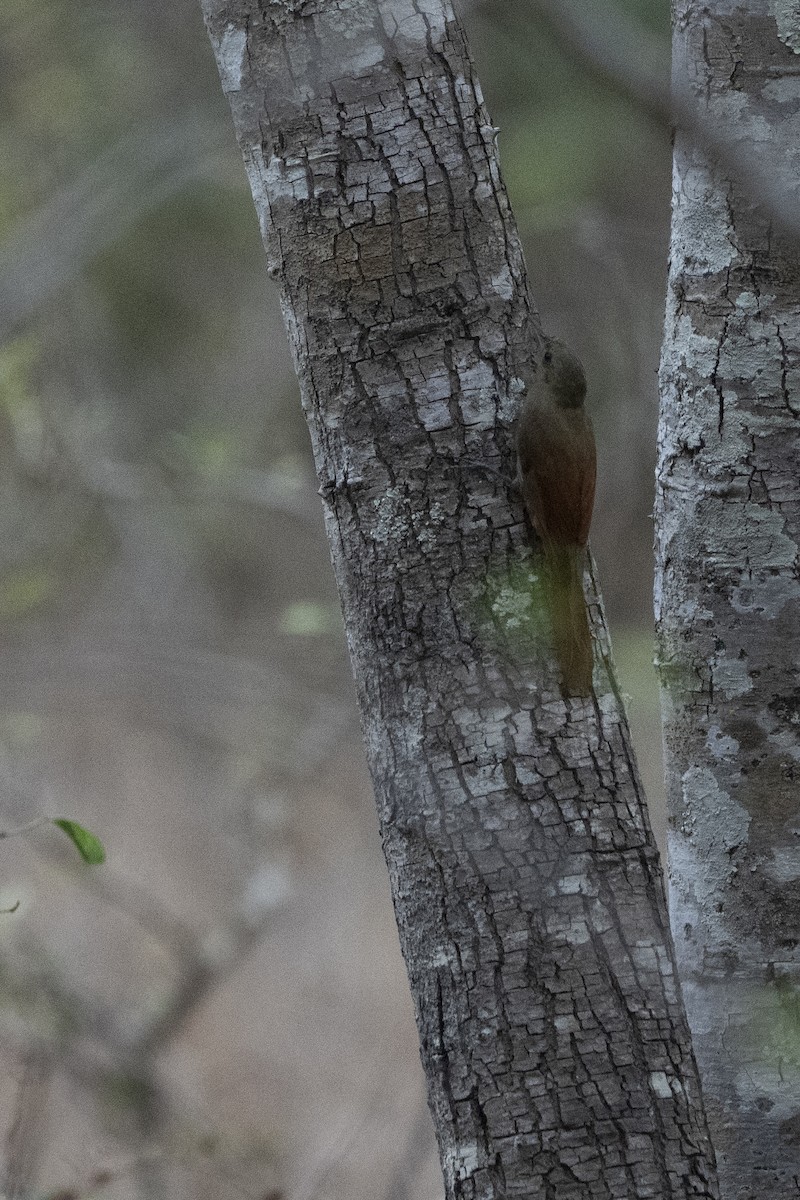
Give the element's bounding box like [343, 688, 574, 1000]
[517, 337, 597, 696]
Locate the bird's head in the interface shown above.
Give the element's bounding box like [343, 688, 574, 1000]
[539, 337, 587, 409]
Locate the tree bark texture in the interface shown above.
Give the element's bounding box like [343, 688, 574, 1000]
[658, 2, 800, 1196]
[201, 2, 718, 1196]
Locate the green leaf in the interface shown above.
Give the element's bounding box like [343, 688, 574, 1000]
[52, 818, 106, 865]
[277, 601, 339, 637]
[0, 567, 57, 619]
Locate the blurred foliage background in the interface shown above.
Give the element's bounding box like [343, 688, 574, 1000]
[0, 1, 672, 1197]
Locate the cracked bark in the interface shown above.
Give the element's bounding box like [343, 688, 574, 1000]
[658, 1, 800, 1196]
[200, 1, 717, 1195]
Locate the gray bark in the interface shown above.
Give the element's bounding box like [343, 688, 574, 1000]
[657, 2, 800, 1196]
[200, 2, 717, 1196]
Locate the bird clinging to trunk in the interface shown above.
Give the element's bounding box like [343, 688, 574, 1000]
[517, 337, 597, 696]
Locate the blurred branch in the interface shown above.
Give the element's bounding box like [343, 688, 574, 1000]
[0, 774, 196, 962]
[74, 457, 322, 526]
[4, 1046, 54, 1200]
[43, 1149, 165, 1200]
[473, 0, 800, 240]
[0, 814, 50, 839]
[519, 0, 671, 125]
[0, 903, 283, 1187]
[131, 902, 279, 1060]
[4, 3, 797, 351]
[0, 753, 288, 1050]
[0, 798, 291, 1058]
[32, 1135, 274, 1200]
[291, 1042, 406, 1200]
[46, 843, 204, 962]
[0, 111, 234, 344]
[382, 1102, 438, 1200]
[0, 640, 338, 726]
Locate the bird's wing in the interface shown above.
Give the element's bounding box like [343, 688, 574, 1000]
[521, 411, 579, 546]
[520, 406, 596, 548]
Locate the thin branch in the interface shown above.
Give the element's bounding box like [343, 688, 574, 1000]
[3, 1046, 54, 1200]
[65, 457, 323, 526]
[49, 846, 204, 962]
[382, 1101, 438, 1200]
[290, 1039, 408, 1200]
[0, 767, 201, 959]
[0, 815, 50, 840]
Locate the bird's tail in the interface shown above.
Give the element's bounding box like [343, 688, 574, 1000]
[543, 546, 593, 697]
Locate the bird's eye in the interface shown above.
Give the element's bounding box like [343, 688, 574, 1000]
[543, 350, 552, 364]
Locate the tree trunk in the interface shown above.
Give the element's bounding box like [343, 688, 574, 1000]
[201, 2, 717, 1195]
[657, 2, 800, 1196]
